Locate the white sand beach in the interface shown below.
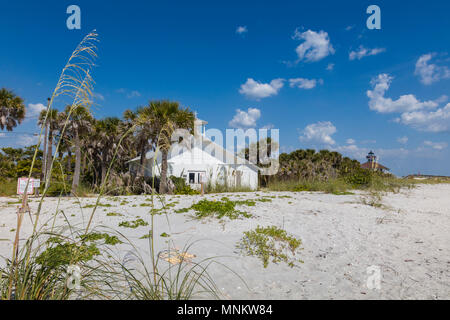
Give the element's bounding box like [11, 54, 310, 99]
[1, 184, 449, 299]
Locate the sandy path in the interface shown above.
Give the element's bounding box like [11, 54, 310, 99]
[0, 184, 449, 299]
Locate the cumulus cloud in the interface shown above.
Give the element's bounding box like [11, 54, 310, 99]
[299, 121, 336, 145]
[415, 53, 450, 85]
[367, 74, 450, 132]
[346, 138, 356, 144]
[367, 74, 438, 113]
[236, 26, 248, 35]
[17, 134, 38, 147]
[27, 103, 46, 118]
[397, 103, 450, 132]
[261, 123, 274, 129]
[334, 144, 368, 160]
[94, 92, 105, 101]
[326, 63, 335, 71]
[292, 29, 335, 62]
[289, 78, 323, 89]
[116, 88, 141, 99]
[397, 136, 408, 144]
[423, 140, 448, 150]
[349, 46, 385, 60]
[239, 78, 284, 99]
[228, 108, 261, 128]
[127, 90, 141, 98]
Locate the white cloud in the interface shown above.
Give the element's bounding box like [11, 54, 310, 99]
[367, 74, 450, 132]
[27, 103, 46, 118]
[236, 26, 248, 35]
[94, 92, 105, 101]
[423, 140, 448, 150]
[345, 25, 355, 31]
[229, 108, 261, 128]
[397, 103, 450, 132]
[127, 90, 141, 98]
[346, 138, 356, 144]
[116, 88, 141, 98]
[397, 136, 408, 144]
[261, 123, 274, 129]
[326, 63, 335, 71]
[367, 74, 439, 113]
[414, 53, 450, 85]
[239, 78, 284, 99]
[334, 144, 367, 159]
[299, 121, 336, 145]
[349, 45, 386, 60]
[289, 78, 323, 90]
[334, 144, 411, 164]
[292, 29, 335, 62]
[17, 134, 38, 147]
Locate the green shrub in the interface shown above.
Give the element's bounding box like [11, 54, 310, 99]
[45, 181, 71, 197]
[343, 167, 373, 187]
[119, 218, 149, 228]
[189, 199, 252, 220]
[0, 179, 17, 196]
[80, 232, 122, 245]
[36, 241, 100, 269]
[238, 226, 303, 268]
[170, 176, 200, 195]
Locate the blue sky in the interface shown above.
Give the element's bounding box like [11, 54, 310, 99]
[1, 0, 449, 176]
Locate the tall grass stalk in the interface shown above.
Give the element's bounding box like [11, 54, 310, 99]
[3, 31, 230, 300]
[5, 30, 99, 300]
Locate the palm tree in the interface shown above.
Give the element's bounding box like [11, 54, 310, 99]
[39, 98, 51, 181]
[38, 109, 60, 180]
[0, 88, 25, 131]
[124, 108, 154, 177]
[91, 117, 125, 184]
[61, 105, 93, 195]
[143, 100, 194, 194]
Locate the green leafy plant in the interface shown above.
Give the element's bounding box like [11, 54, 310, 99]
[119, 218, 149, 229]
[80, 232, 122, 245]
[238, 226, 303, 268]
[36, 241, 100, 269]
[106, 212, 123, 217]
[188, 198, 252, 220]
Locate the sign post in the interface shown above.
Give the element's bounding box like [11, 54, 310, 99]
[32, 178, 40, 196]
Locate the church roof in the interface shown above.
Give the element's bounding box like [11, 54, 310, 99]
[361, 161, 389, 171]
[127, 135, 259, 170]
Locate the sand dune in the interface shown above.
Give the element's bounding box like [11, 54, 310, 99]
[1, 184, 449, 299]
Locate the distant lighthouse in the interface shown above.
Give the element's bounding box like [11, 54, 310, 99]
[361, 151, 390, 173]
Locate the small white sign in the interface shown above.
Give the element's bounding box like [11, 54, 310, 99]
[17, 178, 34, 195]
[32, 179, 41, 188]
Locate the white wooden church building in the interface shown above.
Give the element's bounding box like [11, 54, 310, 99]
[127, 118, 259, 190]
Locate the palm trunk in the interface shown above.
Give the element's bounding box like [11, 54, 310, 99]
[82, 152, 86, 173]
[160, 149, 168, 194]
[101, 159, 107, 184]
[139, 145, 146, 176]
[71, 131, 81, 195]
[46, 131, 53, 180]
[67, 149, 72, 173]
[41, 121, 48, 180]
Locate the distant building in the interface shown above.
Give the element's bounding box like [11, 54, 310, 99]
[360, 151, 390, 173]
[127, 117, 259, 190]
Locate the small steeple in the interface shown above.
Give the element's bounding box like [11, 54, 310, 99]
[194, 114, 208, 137]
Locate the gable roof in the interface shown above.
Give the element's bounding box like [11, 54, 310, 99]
[127, 135, 259, 171]
[361, 161, 389, 171]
